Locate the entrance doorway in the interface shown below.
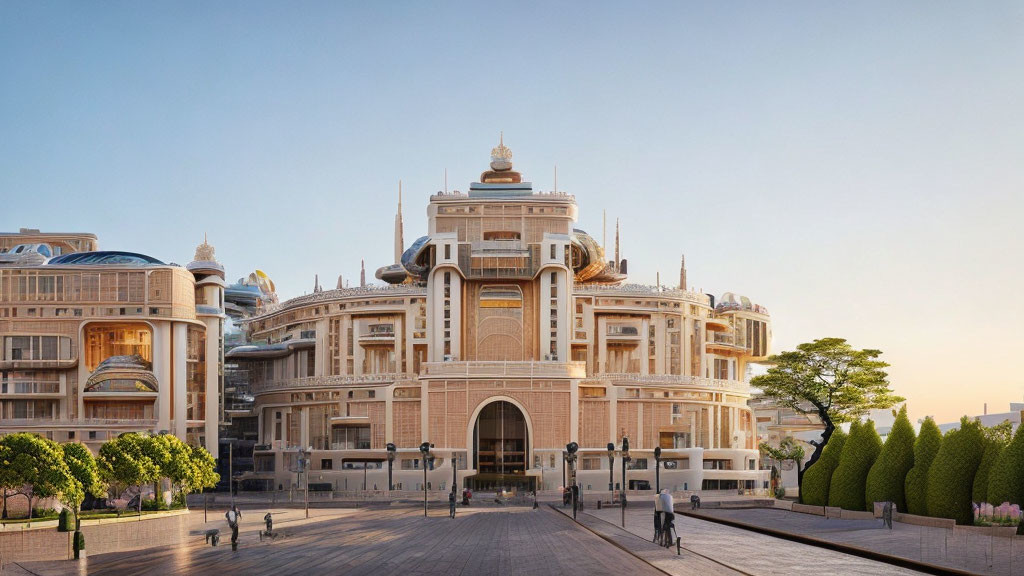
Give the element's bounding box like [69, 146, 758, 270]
[469, 401, 530, 491]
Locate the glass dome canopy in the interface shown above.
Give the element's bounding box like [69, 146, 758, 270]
[47, 251, 165, 266]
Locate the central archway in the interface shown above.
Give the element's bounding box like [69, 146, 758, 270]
[468, 399, 533, 491]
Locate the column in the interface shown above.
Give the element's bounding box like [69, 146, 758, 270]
[153, 322, 172, 433]
[172, 323, 187, 440]
[204, 317, 220, 458]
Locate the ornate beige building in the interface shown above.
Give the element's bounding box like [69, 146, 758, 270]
[236, 139, 773, 493]
[0, 230, 225, 457]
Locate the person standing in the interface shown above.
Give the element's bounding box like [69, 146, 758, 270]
[225, 505, 242, 549]
[653, 491, 664, 543]
[449, 489, 457, 519]
[658, 490, 675, 548]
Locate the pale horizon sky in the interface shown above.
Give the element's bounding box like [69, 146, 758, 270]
[2, 2, 1022, 424]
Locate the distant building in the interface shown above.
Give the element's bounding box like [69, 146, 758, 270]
[936, 403, 1023, 435]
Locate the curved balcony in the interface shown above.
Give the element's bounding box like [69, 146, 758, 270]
[705, 317, 732, 331]
[420, 361, 586, 379]
[588, 373, 751, 394]
[251, 373, 417, 395]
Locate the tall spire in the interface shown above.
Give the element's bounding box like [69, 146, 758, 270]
[614, 218, 620, 273]
[553, 165, 558, 194]
[394, 180, 404, 264]
[679, 254, 687, 290]
[313, 274, 321, 293]
[360, 259, 366, 288]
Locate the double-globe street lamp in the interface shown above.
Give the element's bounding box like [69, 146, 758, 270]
[565, 442, 579, 520]
[419, 442, 434, 517]
[386, 443, 397, 495]
[607, 442, 615, 494]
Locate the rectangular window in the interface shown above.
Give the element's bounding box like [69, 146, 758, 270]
[444, 245, 451, 260]
[320, 458, 333, 470]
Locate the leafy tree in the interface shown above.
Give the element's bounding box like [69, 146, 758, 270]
[182, 444, 220, 505]
[0, 433, 74, 520]
[865, 406, 916, 512]
[142, 434, 176, 507]
[987, 423, 1024, 506]
[60, 442, 105, 530]
[98, 433, 159, 515]
[926, 417, 985, 525]
[983, 419, 1013, 446]
[751, 338, 903, 493]
[904, 416, 941, 516]
[799, 427, 846, 506]
[829, 420, 882, 511]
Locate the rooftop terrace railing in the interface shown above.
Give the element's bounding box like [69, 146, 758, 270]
[252, 373, 417, 395]
[420, 361, 587, 379]
[590, 373, 751, 394]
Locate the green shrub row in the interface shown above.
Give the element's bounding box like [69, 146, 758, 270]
[829, 420, 882, 511]
[865, 406, 916, 512]
[800, 428, 846, 506]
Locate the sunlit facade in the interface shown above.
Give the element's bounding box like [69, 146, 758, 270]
[0, 230, 225, 457]
[236, 140, 773, 493]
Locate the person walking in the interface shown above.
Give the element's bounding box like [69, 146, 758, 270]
[658, 490, 675, 548]
[653, 490, 664, 543]
[225, 505, 242, 549]
[449, 489, 457, 519]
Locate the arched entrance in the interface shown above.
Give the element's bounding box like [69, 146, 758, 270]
[469, 400, 533, 491]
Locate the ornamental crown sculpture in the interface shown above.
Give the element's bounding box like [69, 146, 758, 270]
[490, 133, 513, 169]
[194, 233, 216, 262]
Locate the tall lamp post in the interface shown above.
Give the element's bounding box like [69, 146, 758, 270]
[654, 446, 662, 494]
[419, 442, 432, 517]
[298, 447, 310, 519]
[565, 442, 579, 520]
[607, 442, 615, 494]
[452, 451, 458, 493]
[621, 436, 630, 528]
[386, 443, 396, 494]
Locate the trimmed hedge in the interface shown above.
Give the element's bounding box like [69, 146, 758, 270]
[972, 440, 1003, 505]
[800, 427, 847, 506]
[829, 420, 882, 511]
[987, 424, 1024, 506]
[865, 406, 915, 512]
[926, 417, 984, 525]
[58, 508, 74, 532]
[904, 416, 941, 516]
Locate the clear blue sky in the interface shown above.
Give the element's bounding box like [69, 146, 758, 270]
[2, 1, 1022, 423]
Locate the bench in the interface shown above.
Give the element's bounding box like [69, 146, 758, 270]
[205, 529, 220, 546]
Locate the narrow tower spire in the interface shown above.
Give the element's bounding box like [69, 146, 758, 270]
[314, 274, 321, 293]
[360, 259, 366, 288]
[394, 181, 404, 264]
[444, 168, 448, 194]
[679, 254, 687, 290]
[614, 218, 620, 273]
[553, 165, 558, 194]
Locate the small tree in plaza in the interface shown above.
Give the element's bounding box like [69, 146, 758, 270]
[161, 436, 220, 507]
[760, 438, 805, 497]
[0, 433, 75, 520]
[829, 420, 882, 511]
[865, 406, 916, 512]
[799, 427, 846, 506]
[904, 416, 941, 516]
[926, 417, 985, 525]
[751, 338, 902, 494]
[98, 433, 159, 515]
[987, 423, 1024, 507]
[141, 434, 176, 507]
[60, 442, 106, 527]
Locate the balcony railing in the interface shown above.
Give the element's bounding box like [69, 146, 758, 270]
[420, 361, 586, 379]
[2, 381, 61, 394]
[251, 373, 416, 395]
[0, 418, 158, 428]
[607, 326, 640, 336]
[589, 373, 751, 394]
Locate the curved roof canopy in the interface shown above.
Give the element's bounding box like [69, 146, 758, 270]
[48, 251, 165, 266]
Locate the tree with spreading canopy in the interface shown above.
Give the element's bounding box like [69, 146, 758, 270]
[829, 419, 882, 511]
[799, 427, 847, 506]
[865, 406, 916, 512]
[0, 433, 74, 520]
[98, 432, 159, 515]
[751, 338, 903, 495]
[926, 417, 985, 525]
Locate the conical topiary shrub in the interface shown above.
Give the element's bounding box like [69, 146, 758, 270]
[988, 424, 1024, 507]
[865, 406, 916, 512]
[800, 428, 847, 506]
[829, 420, 882, 511]
[926, 417, 985, 525]
[972, 439, 1003, 505]
[904, 416, 941, 516]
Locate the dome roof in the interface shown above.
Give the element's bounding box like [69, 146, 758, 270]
[48, 251, 164, 266]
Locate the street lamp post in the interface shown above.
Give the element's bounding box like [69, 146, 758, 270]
[565, 442, 579, 520]
[621, 436, 630, 528]
[452, 452, 458, 493]
[607, 442, 615, 495]
[386, 443, 396, 494]
[419, 442, 432, 518]
[299, 447, 309, 519]
[654, 446, 662, 494]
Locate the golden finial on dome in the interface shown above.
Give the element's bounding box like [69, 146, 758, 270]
[490, 131, 513, 166]
[194, 233, 216, 262]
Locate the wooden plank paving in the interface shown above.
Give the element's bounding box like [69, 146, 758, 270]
[8, 506, 667, 576]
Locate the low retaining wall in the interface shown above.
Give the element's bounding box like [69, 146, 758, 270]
[792, 503, 824, 516]
[0, 510, 189, 566]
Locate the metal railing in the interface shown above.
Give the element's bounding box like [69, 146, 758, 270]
[592, 373, 751, 394]
[420, 361, 587, 379]
[251, 373, 416, 394]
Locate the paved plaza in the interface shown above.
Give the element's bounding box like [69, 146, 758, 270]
[2, 501, 965, 576]
[695, 507, 1024, 576]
